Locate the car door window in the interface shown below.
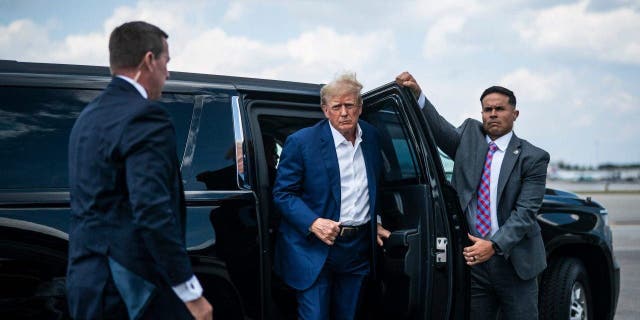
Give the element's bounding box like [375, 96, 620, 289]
[362, 96, 421, 186]
[439, 148, 454, 182]
[176, 93, 235, 191]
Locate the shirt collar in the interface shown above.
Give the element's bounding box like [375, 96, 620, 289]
[329, 121, 362, 148]
[116, 75, 148, 99]
[486, 131, 513, 152]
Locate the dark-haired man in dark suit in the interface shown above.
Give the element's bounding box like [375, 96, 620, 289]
[67, 21, 212, 320]
[397, 72, 549, 320]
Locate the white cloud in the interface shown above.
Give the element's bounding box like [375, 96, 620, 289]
[423, 16, 467, 58]
[0, 19, 56, 62]
[51, 33, 107, 65]
[172, 28, 279, 76]
[500, 68, 569, 102]
[517, 0, 640, 64]
[222, 2, 245, 22]
[283, 27, 395, 81]
[410, 0, 485, 59]
[408, 0, 482, 20]
[1, 2, 398, 88]
[173, 26, 396, 86]
[0, 19, 106, 65]
[604, 90, 637, 114]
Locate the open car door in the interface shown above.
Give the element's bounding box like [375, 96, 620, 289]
[362, 83, 469, 319]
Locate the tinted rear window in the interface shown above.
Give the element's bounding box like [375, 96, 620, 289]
[0, 87, 99, 190]
[0, 86, 222, 191]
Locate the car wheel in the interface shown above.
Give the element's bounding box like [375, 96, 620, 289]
[540, 257, 592, 320]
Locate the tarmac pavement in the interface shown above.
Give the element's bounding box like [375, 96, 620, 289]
[572, 191, 640, 320]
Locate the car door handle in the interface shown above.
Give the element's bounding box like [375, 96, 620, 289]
[384, 228, 418, 248]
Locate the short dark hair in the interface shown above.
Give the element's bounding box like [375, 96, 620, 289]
[109, 21, 168, 70]
[480, 86, 516, 107]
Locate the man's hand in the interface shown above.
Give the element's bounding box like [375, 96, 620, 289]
[463, 234, 495, 266]
[395, 71, 422, 98]
[310, 218, 340, 245]
[376, 223, 391, 246]
[185, 296, 213, 320]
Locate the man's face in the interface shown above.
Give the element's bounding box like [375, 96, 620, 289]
[481, 92, 519, 140]
[322, 93, 362, 140]
[146, 38, 170, 100]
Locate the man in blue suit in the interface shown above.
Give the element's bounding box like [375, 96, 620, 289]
[273, 73, 391, 320]
[67, 21, 212, 320]
[397, 72, 549, 320]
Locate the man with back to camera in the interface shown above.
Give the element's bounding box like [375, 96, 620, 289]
[272, 73, 391, 320]
[396, 72, 549, 319]
[67, 21, 212, 319]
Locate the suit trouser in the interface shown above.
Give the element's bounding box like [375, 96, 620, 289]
[470, 255, 538, 320]
[296, 226, 371, 320]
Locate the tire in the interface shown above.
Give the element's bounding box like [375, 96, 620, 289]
[540, 258, 592, 320]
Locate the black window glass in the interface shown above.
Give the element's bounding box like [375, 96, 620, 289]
[439, 148, 454, 182]
[0, 87, 100, 190]
[161, 93, 194, 167]
[181, 94, 235, 191]
[363, 97, 420, 185]
[0, 87, 204, 191]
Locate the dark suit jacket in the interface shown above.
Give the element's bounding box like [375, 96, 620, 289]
[272, 119, 383, 290]
[421, 96, 549, 280]
[67, 77, 193, 318]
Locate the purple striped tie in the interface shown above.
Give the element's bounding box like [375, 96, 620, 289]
[476, 142, 498, 237]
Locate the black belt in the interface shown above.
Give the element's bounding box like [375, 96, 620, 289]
[339, 224, 368, 238]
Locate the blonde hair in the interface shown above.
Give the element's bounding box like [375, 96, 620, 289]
[320, 72, 363, 106]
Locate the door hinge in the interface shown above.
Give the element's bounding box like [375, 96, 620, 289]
[435, 237, 447, 265]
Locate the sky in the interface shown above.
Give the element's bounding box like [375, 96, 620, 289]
[1, 0, 639, 166]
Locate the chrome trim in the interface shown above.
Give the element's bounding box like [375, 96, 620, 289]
[0, 217, 69, 240]
[0, 191, 70, 205]
[231, 96, 249, 188]
[180, 95, 205, 175]
[185, 190, 253, 196]
[184, 190, 254, 201]
[187, 239, 216, 251]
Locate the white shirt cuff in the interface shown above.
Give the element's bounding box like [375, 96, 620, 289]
[172, 275, 203, 302]
[417, 92, 426, 110]
[376, 215, 382, 224]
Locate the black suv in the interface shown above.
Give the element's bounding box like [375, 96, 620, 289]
[0, 60, 618, 319]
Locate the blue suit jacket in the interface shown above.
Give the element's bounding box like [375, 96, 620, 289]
[67, 77, 193, 318]
[272, 119, 383, 290]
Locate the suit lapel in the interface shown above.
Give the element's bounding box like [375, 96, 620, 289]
[496, 134, 521, 206]
[360, 124, 377, 216]
[472, 136, 488, 190]
[360, 126, 379, 276]
[319, 121, 341, 210]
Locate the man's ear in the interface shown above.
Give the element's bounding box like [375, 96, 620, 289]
[140, 51, 155, 72]
[513, 109, 519, 121]
[321, 105, 330, 119]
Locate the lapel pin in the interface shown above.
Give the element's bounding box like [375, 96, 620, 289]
[513, 149, 520, 155]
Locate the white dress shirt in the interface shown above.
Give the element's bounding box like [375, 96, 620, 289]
[117, 74, 203, 302]
[116, 75, 148, 99]
[329, 123, 371, 226]
[417, 92, 512, 236]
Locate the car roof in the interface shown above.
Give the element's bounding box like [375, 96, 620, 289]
[0, 60, 323, 97]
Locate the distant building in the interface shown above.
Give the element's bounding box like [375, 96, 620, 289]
[547, 162, 640, 182]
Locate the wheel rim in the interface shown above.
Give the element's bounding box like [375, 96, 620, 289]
[569, 281, 588, 320]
